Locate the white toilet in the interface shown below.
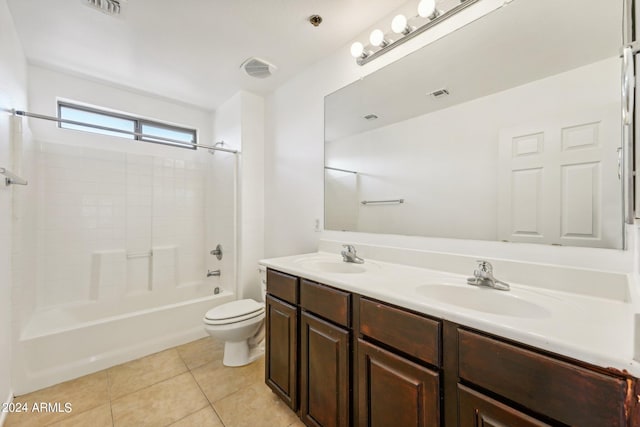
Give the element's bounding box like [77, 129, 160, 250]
[203, 266, 267, 367]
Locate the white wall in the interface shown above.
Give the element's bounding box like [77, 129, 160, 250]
[238, 93, 265, 301]
[211, 93, 241, 296]
[0, 0, 27, 412]
[213, 91, 265, 301]
[265, 0, 508, 258]
[28, 65, 213, 150]
[325, 58, 620, 244]
[265, 0, 634, 273]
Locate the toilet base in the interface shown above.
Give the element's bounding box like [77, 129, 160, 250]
[223, 340, 265, 367]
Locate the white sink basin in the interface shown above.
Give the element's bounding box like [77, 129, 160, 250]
[415, 284, 551, 318]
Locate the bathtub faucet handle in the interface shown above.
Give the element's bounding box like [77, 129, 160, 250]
[210, 244, 223, 260]
[207, 269, 221, 277]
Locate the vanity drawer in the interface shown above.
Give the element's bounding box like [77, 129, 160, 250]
[458, 329, 629, 427]
[359, 298, 440, 366]
[266, 269, 299, 304]
[300, 279, 351, 327]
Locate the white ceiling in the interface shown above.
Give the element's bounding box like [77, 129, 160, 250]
[6, 0, 408, 110]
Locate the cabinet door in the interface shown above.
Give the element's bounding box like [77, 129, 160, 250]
[358, 339, 439, 427]
[301, 312, 350, 427]
[265, 294, 298, 410]
[458, 384, 550, 427]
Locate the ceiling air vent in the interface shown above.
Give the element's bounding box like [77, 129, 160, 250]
[240, 57, 277, 79]
[84, 0, 121, 15]
[429, 88, 450, 98]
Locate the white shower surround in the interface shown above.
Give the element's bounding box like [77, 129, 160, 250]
[11, 138, 237, 393]
[9, 66, 241, 394]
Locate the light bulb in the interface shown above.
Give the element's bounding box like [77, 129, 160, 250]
[391, 14, 411, 35]
[391, 15, 406, 34]
[350, 42, 364, 58]
[418, 0, 438, 19]
[369, 29, 386, 47]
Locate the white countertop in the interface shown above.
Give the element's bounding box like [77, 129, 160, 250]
[260, 251, 640, 377]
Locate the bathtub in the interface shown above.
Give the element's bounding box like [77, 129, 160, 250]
[13, 284, 234, 395]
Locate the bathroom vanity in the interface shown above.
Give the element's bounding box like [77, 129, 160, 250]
[261, 251, 640, 427]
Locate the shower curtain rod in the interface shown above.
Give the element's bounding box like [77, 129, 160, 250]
[10, 109, 239, 154]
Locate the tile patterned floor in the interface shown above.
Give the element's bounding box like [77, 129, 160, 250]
[5, 338, 303, 427]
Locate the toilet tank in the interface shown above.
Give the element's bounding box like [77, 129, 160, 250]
[259, 265, 267, 302]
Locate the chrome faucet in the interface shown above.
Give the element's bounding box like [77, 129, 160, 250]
[467, 260, 510, 291]
[341, 244, 364, 264]
[207, 269, 221, 277]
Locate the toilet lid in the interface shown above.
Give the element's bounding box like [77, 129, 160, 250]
[204, 299, 264, 322]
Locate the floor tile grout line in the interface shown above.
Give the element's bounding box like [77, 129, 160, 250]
[169, 347, 190, 373]
[36, 401, 107, 427]
[161, 401, 210, 427]
[106, 370, 115, 427]
[17, 375, 112, 427]
[179, 341, 226, 372]
[9, 340, 229, 427]
[187, 370, 228, 427]
[210, 402, 227, 427]
[111, 369, 208, 426]
[107, 348, 188, 391]
[109, 369, 190, 404]
[174, 346, 190, 370]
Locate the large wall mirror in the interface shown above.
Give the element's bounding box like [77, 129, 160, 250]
[324, 0, 623, 249]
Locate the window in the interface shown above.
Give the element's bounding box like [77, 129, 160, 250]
[58, 102, 197, 149]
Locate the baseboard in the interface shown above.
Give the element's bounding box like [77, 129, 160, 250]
[0, 390, 14, 427]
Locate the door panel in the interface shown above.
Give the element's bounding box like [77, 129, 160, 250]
[498, 108, 621, 248]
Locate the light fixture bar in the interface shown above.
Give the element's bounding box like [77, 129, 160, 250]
[356, 0, 480, 66]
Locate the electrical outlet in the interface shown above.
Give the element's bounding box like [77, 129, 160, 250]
[314, 218, 321, 232]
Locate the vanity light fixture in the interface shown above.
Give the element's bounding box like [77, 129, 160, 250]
[350, 41, 371, 60]
[418, 0, 439, 20]
[391, 14, 413, 35]
[351, 0, 480, 66]
[369, 29, 390, 47]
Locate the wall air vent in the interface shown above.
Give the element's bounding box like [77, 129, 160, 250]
[240, 57, 278, 79]
[84, 0, 121, 15]
[364, 114, 378, 120]
[429, 88, 450, 98]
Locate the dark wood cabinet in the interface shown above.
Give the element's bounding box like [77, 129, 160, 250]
[359, 297, 440, 366]
[264, 268, 639, 427]
[358, 339, 439, 427]
[266, 269, 299, 304]
[458, 384, 550, 427]
[265, 294, 298, 410]
[301, 312, 350, 427]
[458, 329, 630, 427]
[301, 279, 351, 327]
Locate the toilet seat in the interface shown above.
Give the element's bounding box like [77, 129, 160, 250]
[204, 299, 265, 326]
